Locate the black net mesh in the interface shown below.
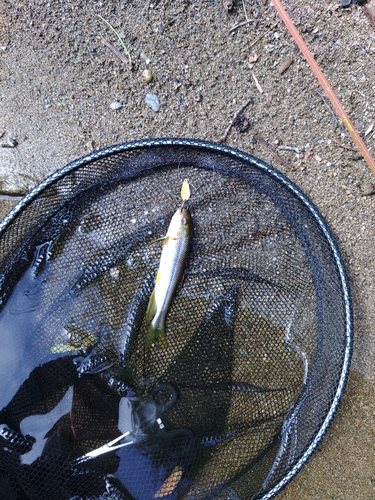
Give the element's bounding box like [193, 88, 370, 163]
[0, 140, 352, 500]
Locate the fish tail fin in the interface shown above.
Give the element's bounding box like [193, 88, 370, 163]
[145, 323, 168, 350]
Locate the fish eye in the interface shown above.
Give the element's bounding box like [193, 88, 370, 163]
[181, 217, 187, 225]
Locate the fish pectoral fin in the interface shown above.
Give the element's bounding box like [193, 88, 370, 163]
[146, 289, 157, 323]
[148, 235, 167, 245]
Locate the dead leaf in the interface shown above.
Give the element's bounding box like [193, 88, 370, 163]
[251, 72, 263, 94]
[154, 466, 184, 498]
[279, 56, 293, 74]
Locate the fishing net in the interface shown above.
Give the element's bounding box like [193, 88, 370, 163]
[0, 139, 352, 500]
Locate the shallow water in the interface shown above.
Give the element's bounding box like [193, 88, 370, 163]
[0, 244, 57, 410]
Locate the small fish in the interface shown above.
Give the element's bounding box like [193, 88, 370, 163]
[146, 208, 192, 349]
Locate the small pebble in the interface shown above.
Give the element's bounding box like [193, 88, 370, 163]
[110, 101, 123, 110]
[0, 138, 18, 148]
[195, 92, 203, 102]
[360, 182, 375, 196]
[142, 69, 153, 83]
[145, 93, 160, 112]
[84, 139, 96, 151]
[140, 52, 151, 64]
[248, 54, 259, 64]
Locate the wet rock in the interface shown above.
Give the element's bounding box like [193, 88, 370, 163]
[145, 93, 160, 112]
[0, 174, 37, 196]
[110, 101, 123, 110]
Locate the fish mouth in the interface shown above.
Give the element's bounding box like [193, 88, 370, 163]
[180, 208, 190, 218]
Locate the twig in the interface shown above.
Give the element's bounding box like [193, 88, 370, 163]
[247, 22, 278, 48]
[253, 133, 292, 169]
[360, 38, 375, 63]
[251, 72, 263, 93]
[229, 19, 253, 34]
[331, 137, 357, 152]
[242, 0, 249, 21]
[315, 90, 341, 132]
[270, 0, 375, 177]
[0, 194, 22, 201]
[218, 97, 253, 143]
[97, 14, 132, 66]
[101, 37, 132, 69]
[277, 145, 304, 154]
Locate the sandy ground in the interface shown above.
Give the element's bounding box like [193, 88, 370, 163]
[0, 0, 374, 498]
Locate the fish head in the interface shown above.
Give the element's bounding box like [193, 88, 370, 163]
[165, 208, 192, 241]
[169, 207, 191, 232]
[179, 208, 191, 226]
